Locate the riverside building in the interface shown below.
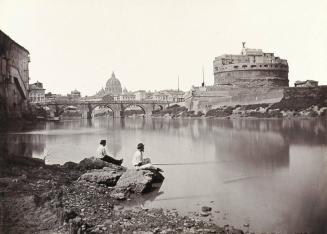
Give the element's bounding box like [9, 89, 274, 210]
[29, 81, 45, 103]
[0, 30, 30, 119]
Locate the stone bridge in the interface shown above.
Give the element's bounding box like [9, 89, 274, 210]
[38, 100, 172, 119]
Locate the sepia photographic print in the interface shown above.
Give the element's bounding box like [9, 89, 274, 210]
[0, 0, 327, 233]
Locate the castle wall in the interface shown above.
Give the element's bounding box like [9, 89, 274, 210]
[214, 69, 289, 88]
[283, 86, 327, 101]
[186, 86, 327, 114]
[186, 87, 284, 113]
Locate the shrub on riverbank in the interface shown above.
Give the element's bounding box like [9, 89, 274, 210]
[206, 106, 234, 117]
[152, 104, 188, 117]
[204, 100, 327, 119]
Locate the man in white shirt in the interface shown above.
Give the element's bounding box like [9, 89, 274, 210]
[132, 143, 163, 172]
[96, 140, 123, 166]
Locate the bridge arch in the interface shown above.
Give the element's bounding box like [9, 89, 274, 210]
[92, 105, 116, 118]
[89, 104, 121, 118]
[153, 104, 164, 111]
[57, 104, 83, 118]
[122, 104, 146, 117]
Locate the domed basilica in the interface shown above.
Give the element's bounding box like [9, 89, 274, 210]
[96, 72, 123, 97]
[105, 72, 122, 95]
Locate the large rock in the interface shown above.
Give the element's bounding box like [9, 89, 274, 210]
[79, 167, 126, 186]
[114, 169, 164, 194]
[63, 161, 79, 170]
[77, 157, 124, 171]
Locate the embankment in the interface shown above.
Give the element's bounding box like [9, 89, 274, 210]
[157, 86, 327, 119]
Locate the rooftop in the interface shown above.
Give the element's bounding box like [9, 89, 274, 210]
[0, 30, 30, 54]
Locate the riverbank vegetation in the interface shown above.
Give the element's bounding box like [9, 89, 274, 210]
[152, 96, 327, 119]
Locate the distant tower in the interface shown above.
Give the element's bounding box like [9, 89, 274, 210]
[201, 67, 205, 87]
[241, 42, 246, 55]
[178, 75, 180, 92]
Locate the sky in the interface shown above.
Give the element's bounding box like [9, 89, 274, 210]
[1, 0, 327, 96]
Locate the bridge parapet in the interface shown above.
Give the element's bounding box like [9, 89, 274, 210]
[39, 100, 172, 106]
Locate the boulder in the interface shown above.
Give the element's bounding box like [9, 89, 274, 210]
[63, 161, 79, 170]
[201, 206, 212, 212]
[77, 157, 125, 171]
[114, 169, 164, 194]
[79, 167, 125, 186]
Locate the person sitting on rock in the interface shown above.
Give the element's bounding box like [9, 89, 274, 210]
[132, 143, 163, 172]
[96, 140, 123, 166]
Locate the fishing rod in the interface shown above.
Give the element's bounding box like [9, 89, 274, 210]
[152, 160, 233, 166]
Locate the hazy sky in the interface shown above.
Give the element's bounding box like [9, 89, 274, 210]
[1, 0, 326, 96]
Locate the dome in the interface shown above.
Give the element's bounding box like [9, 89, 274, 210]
[105, 72, 122, 95]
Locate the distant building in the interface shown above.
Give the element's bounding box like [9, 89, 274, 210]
[0, 30, 30, 119]
[29, 81, 45, 103]
[213, 43, 289, 88]
[119, 88, 135, 101]
[294, 80, 318, 88]
[105, 72, 122, 95]
[160, 89, 185, 102]
[95, 72, 124, 100]
[45, 92, 61, 102]
[94, 72, 184, 103]
[152, 91, 169, 101]
[68, 89, 81, 99]
[134, 90, 146, 101]
[96, 87, 106, 97]
[145, 91, 154, 100]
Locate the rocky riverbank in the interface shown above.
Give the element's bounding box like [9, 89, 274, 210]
[0, 155, 244, 234]
[152, 94, 327, 119]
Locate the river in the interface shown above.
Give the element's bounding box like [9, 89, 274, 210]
[1, 117, 327, 233]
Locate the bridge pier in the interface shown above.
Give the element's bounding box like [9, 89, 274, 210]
[87, 104, 93, 119]
[54, 104, 60, 117]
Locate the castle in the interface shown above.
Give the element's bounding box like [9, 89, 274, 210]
[185, 43, 291, 112]
[213, 42, 289, 88]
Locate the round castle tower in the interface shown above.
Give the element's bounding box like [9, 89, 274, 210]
[213, 43, 289, 88]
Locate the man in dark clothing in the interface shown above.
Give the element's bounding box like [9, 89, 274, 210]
[96, 140, 123, 166]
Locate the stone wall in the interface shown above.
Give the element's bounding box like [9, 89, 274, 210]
[186, 87, 284, 113]
[0, 30, 30, 119]
[275, 86, 327, 111]
[283, 86, 327, 100]
[214, 69, 289, 88]
[185, 85, 327, 114]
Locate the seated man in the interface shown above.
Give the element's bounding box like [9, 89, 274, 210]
[96, 140, 123, 166]
[132, 143, 163, 172]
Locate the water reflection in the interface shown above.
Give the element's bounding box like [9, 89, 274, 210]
[1, 118, 326, 233]
[0, 133, 46, 159]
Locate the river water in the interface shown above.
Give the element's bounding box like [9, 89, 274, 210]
[1, 117, 327, 233]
